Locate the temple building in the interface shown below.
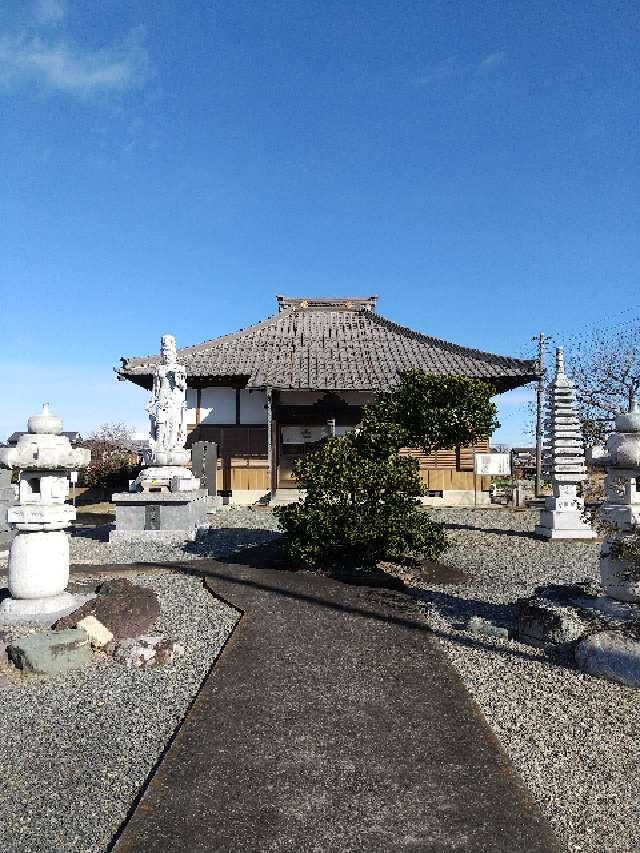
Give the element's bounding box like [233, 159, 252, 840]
[117, 295, 537, 505]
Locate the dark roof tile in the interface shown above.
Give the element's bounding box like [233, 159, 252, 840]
[118, 301, 537, 393]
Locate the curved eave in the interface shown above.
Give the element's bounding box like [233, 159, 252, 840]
[115, 367, 536, 395]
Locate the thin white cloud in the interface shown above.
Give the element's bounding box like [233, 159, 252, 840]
[35, 0, 67, 24]
[478, 51, 506, 72]
[416, 57, 456, 87]
[0, 28, 148, 95]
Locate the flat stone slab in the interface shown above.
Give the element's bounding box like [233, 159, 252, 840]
[111, 491, 208, 503]
[108, 530, 197, 543]
[113, 561, 562, 853]
[575, 629, 640, 687]
[0, 591, 95, 626]
[9, 628, 90, 674]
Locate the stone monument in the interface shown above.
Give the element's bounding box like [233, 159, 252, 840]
[111, 334, 208, 540]
[0, 404, 91, 618]
[535, 347, 596, 540]
[596, 398, 640, 601]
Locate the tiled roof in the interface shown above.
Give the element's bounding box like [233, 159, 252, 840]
[118, 300, 537, 393]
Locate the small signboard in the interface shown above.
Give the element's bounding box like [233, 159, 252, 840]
[474, 452, 511, 476]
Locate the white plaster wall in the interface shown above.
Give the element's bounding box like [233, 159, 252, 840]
[201, 387, 236, 424]
[186, 387, 198, 424]
[240, 390, 267, 424]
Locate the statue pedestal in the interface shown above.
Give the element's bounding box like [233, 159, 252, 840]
[535, 507, 598, 540]
[110, 489, 209, 542]
[535, 483, 597, 541]
[136, 466, 201, 493]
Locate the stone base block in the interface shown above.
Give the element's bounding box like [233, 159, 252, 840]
[535, 509, 596, 540]
[9, 628, 91, 674]
[0, 591, 95, 625]
[111, 490, 209, 537]
[534, 526, 598, 540]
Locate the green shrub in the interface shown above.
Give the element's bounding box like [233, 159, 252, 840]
[275, 371, 498, 569]
[275, 430, 447, 568]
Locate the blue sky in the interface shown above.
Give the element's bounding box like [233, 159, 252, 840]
[1, 0, 638, 443]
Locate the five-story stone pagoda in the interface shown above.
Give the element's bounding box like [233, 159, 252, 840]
[535, 347, 596, 540]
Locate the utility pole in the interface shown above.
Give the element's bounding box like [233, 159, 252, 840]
[534, 332, 546, 498]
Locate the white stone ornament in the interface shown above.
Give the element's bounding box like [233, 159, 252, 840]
[135, 334, 200, 492]
[535, 348, 596, 541]
[596, 398, 640, 602]
[0, 404, 91, 619]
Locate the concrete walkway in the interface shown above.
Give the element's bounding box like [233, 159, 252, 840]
[112, 561, 562, 853]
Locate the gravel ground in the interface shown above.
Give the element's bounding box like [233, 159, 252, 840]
[2, 507, 639, 852]
[67, 506, 280, 566]
[0, 572, 239, 853]
[415, 508, 640, 853]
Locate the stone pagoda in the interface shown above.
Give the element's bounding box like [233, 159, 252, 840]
[597, 399, 640, 601]
[0, 404, 91, 618]
[535, 347, 596, 540]
[111, 334, 208, 540]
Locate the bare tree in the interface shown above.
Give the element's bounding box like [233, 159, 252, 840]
[88, 422, 135, 449]
[566, 316, 640, 444]
[81, 423, 140, 497]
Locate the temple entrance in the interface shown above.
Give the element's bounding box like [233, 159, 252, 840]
[277, 426, 333, 489]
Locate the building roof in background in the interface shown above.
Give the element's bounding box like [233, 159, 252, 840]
[7, 431, 82, 446]
[118, 297, 538, 394]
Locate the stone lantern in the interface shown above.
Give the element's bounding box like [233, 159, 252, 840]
[597, 399, 640, 602]
[0, 404, 90, 618]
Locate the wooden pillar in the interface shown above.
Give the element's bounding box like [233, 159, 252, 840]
[271, 418, 278, 496]
[266, 387, 273, 496]
[266, 387, 276, 498]
[235, 388, 241, 425]
[220, 429, 231, 493]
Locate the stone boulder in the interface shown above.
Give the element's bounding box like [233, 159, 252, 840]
[113, 634, 184, 669]
[517, 596, 591, 645]
[575, 629, 640, 688]
[9, 629, 90, 674]
[56, 578, 160, 640]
